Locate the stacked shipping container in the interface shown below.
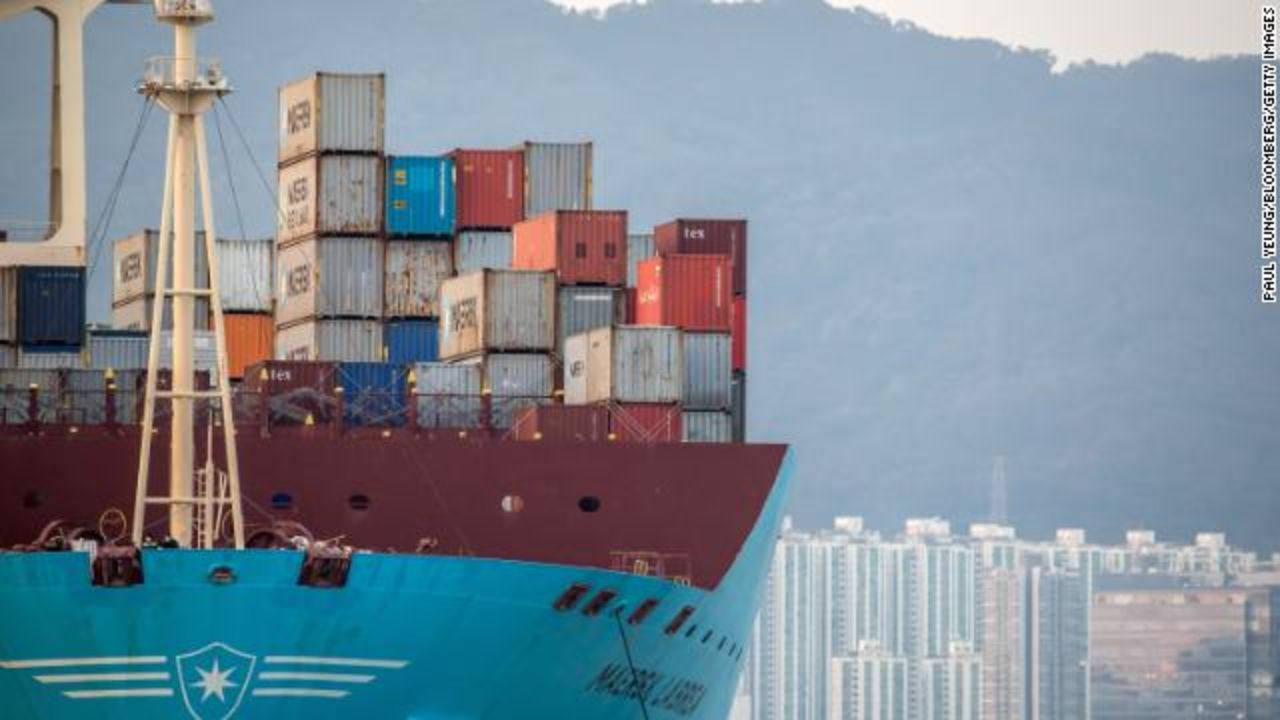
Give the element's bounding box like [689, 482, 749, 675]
[0, 266, 87, 367]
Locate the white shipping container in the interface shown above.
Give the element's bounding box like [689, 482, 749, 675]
[682, 331, 732, 410]
[86, 330, 149, 370]
[274, 236, 382, 325]
[0, 269, 16, 342]
[557, 286, 624, 360]
[523, 141, 593, 218]
[412, 361, 482, 428]
[278, 72, 385, 165]
[112, 229, 210, 304]
[457, 353, 554, 398]
[563, 325, 682, 405]
[277, 154, 383, 245]
[157, 330, 218, 373]
[626, 232, 654, 289]
[681, 411, 733, 443]
[275, 319, 382, 362]
[217, 238, 274, 312]
[438, 270, 555, 360]
[112, 294, 211, 331]
[16, 350, 82, 370]
[384, 240, 453, 318]
[454, 231, 513, 274]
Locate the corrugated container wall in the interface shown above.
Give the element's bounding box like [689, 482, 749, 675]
[0, 369, 61, 423]
[385, 156, 455, 236]
[453, 149, 524, 230]
[243, 360, 338, 426]
[626, 233, 654, 288]
[17, 349, 82, 369]
[112, 230, 209, 303]
[87, 329, 148, 370]
[557, 286, 625, 361]
[454, 231, 512, 274]
[683, 331, 732, 410]
[512, 210, 626, 286]
[0, 269, 17, 342]
[278, 72, 384, 165]
[731, 370, 746, 442]
[385, 319, 439, 365]
[225, 314, 274, 379]
[438, 270, 554, 360]
[17, 266, 85, 347]
[732, 295, 747, 371]
[635, 255, 732, 332]
[275, 319, 382, 362]
[457, 353, 553, 429]
[681, 411, 733, 443]
[653, 218, 747, 296]
[563, 325, 682, 405]
[609, 403, 682, 443]
[412, 362, 481, 429]
[274, 237, 382, 325]
[522, 141, 592, 218]
[277, 155, 383, 244]
[63, 368, 108, 424]
[0, 344, 14, 368]
[157, 331, 217, 372]
[384, 240, 452, 318]
[112, 295, 211, 332]
[338, 362, 408, 427]
[217, 238, 274, 313]
[512, 404, 609, 442]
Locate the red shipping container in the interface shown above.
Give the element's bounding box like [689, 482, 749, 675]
[453, 149, 524, 230]
[242, 360, 339, 425]
[512, 210, 627, 286]
[609, 403, 682, 443]
[512, 404, 610, 442]
[654, 218, 747, 296]
[635, 254, 732, 332]
[732, 295, 747, 371]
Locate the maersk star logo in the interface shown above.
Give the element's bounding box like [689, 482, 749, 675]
[176, 643, 255, 720]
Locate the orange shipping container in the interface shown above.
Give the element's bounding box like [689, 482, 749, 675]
[513, 210, 627, 286]
[224, 313, 274, 379]
[635, 254, 732, 332]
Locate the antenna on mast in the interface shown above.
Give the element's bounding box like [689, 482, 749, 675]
[130, 0, 244, 549]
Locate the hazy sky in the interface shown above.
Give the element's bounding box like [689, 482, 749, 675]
[555, 0, 1262, 68]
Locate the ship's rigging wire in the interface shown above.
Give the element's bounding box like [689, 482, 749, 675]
[392, 436, 476, 556]
[86, 98, 156, 287]
[613, 608, 653, 720]
[209, 101, 268, 309]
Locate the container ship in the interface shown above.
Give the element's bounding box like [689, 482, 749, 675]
[0, 1, 789, 718]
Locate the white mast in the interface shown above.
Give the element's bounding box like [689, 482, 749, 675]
[131, 0, 244, 549]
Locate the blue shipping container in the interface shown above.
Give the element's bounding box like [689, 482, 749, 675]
[18, 266, 85, 348]
[338, 361, 408, 427]
[385, 319, 439, 365]
[385, 156, 455, 236]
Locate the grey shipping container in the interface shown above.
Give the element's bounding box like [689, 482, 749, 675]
[563, 325, 682, 405]
[112, 229, 210, 304]
[522, 141, 592, 218]
[62, 369, 107, 424]
[0, 368, 60, 423]
[275, 236, 382, 325]
[87, 330, 149, 370]
[384, 240, 453, 318]
[682, 411, 733, 443]
[17, 350, 82, 369]
[454, 231, 513, 274]
[626, 233, 654, 289]
[456, 351, 554, 430]
[683, 331, 732, 410]
[112, 294, 211, 332]
[438, 270, 555, 360]
[277, 154, 383, 244]
[278, 72, 385, 165]
[157, 330, 218, 373]
[218, 238, 274, 312]
[275, 319, 382, 362]
[731, 370, 746, 442]
[412, 362, 481, 428]
[557, 286, 625, 360]
[0, 344, 13, 367]
[0, 269, 15, 342]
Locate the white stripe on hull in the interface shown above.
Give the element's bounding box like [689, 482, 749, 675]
[257, 672, 375, 683]
[36, 672, 171, 684]
[251, 688, 350, 698]
[0, 657, 167, 669]
[63, 689, 174, 699]
[262, 656, 408, 669]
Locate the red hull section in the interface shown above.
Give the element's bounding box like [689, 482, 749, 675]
[0, 426, 784, 590]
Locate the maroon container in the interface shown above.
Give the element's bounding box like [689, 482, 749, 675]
[513, 210, 627, 286]
[453, 149, 524, 230]
[242, 360, 340, 425]
[732, 295, 746, 371]
[635, 254, 733, 332]
[654, 218, 747, 296]
[512, 404, 610, 442]
[609, 403, 682, 443]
